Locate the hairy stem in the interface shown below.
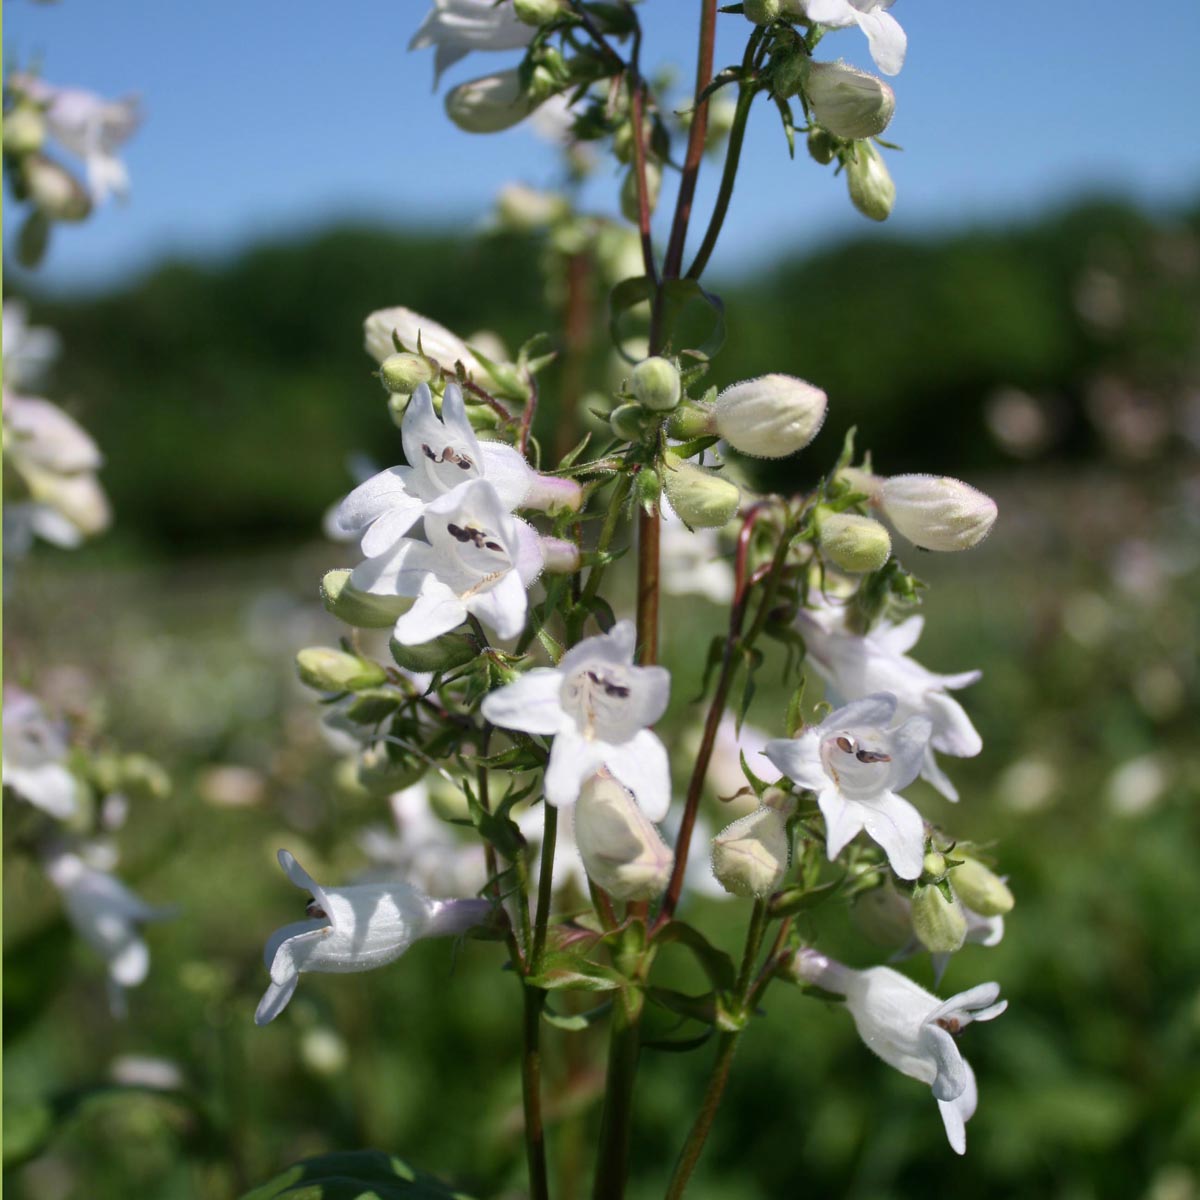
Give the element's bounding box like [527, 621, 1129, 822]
[635, 503, 660, 665]
[590, 986, 644, 1200]
[533, 803, 559, 967]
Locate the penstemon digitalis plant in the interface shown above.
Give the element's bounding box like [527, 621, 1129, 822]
[265, 1, 1010, 1196]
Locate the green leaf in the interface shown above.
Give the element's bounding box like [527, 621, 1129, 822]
[660, 277, 726, 361]
[767, 879, 841, 918]
[736, 645, 764, 732]
[541, 1000, 612, 1031]
[655, 921, 736, 991]
[608, 275, 655, 363]
[646, 987, 718, 1025]
[240, 1149, 478, 1200]
[785, 675, 808, 738]
[525, 951, 628, 992]
[343, 688, 404, 724]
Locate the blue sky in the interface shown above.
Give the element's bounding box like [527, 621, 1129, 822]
[6, 0, 1200, 292]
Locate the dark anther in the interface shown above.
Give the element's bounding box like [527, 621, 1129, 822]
[855, 749, 891, 764]
[835, 735, 855, 753]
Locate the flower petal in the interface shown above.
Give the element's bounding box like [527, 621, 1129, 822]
[860, 791, 925, 879]
[874, 615, 924, 655]
[360, 500, 425, 558]
[559, 619, 637, 676]
[926, 691, 983, 758]
[817, 787, 865, 860]
[544, 728, 606, 808]
[920, 746, 960, 803]
[924, 1022, 969, 1102]
[889, 715, 932, 790]
[936, 1058, 976, 1155]
[479, 441, 535, 509]
[820, 693, 898, 733]
[392, 578, 467, 644]
[481, 669, 565, 735]
[764, 729, 826, 791]
[468, 568, 528, 639]
[255, 974, 300, 1026]
[855, 7, 907, 75]
[603, 729, 672, 822]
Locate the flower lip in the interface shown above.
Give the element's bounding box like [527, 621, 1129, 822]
[819, 727, 895, 798]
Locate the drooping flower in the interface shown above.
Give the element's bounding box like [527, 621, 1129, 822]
[9, 74, 140, 202]
[409, 0, 535, 86]
[481, 619, 672, 818]
[334, 383, 534, 556]
[256, 850, 492, 1025]
[2, 688, 81, 820]
[350, 477, 543, 644]
[43, 846, 173, 1017]
[798, 603, 982, 800]
[2, 301, 61, 390]
[790, 0, 907, 76]
[574, 770, 673, 900]
[765, 694, 931, 879]
[791, 948, 1006, 1153]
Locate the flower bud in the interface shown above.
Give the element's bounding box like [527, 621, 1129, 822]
[296, 647, 387, 692]
[610, 402, 651, 442]
[495, 182, 569, 232]
[635, 467, 661, 512]
[711, 806, 791, 898]
[923, 850, 947, 878]
[630, 357, 681, 412]
[807, 129, 837, 166]
[713, 374, 827, 459]
[911, 883, 968, 954]
[853, 885, 913, 947]
[445, 69, 538, 134]
[4, 103, 45, 156]
[743, 0, 782, 23]
[949, 857, 1014, 917]
[379, 352, 439, 395]
[620, 160, 661, 224]
[771, 51, 808, 100]
[514, 0, 564, 25]
[805, 61, 895, 140]
[574, 771, 674, 901]
[815, 509, 892, 573]
[523, 473, 584, 514]
[22, 154, 92, 222]
[321, 569, 413, 629]
[661, 452, 740, 530]
[666, 403, 718, 441]
[878, 474, 998, 551]
[357, 745, 427, 796]
[389, 629, 477, 673]
[846, 141, 895, 222]
[540, 536, 581, 574]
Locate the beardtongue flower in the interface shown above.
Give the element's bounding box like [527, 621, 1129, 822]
[765, 693, 932, 879]
[798, 602, 982, 801]
[787, 0, 907, 77]
[481, 619, 672, 818]
[573, 770, 674, 901]
[789, 949, 1006, 1153]
[351, 477, 544, 644]
[2, 688, 81, 820]
[2, 302, 61, 390]
[409, 0, 535, 86]
[256, 850, 492, 1025]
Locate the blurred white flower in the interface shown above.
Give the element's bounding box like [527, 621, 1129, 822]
[766, 694, 931, 879]
[660, 501, 735, 605]
[109, 1055, 185, 1091]
[410, 0, 534, 85]
[482, 619, 673, 817]
[2, 688, 81, 820]
[792, 948, 1006, 1153]
[2, 301, 61, 390]
[1106, 754, 1168, 817]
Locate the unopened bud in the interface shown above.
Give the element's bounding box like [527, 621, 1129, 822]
[445, 69, 538, 134]
[620, 160, 661, 224]
[711, 806, 791, 898]
[540, 536, 581, 574]
[805, 61, 895, 139]
[4, 103, 45, 156]
[744, 0, 782, 24]
[878, 474, 998, 552]
[911, 883, 968, 954]
[523, 472, 583, 514]
[772, 51, 809, 100]
[495, 182, 569, 232]
[610, 402, 651, 442]
[388, 629, 477, 672]
[23, 154, 92, 222]
[661, 451, 740, 529]
[853, 885, 913, 947]
[635, 467, 661, 513]
[923, 850, 947, 878]
[514, 0, 563, 25]
[949, 856, 1014, 917]
[296, 647, 387, 693]
[575, 771, 674, 900]
[379, 352, 439, 395]
[807, 128, 837, 165]
[357, 745, 427, 796]
[630, 357, 681, 412]
[815, 509, 892, 573]
[321, 569, 413, 629]
[846, 141, 895, 222]
[713, 374, 828, 459]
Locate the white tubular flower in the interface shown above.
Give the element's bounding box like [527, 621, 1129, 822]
[256, 850, 492, 1025]
[765, 694, 931, 879]
[363, 306, 484, 376]
[43, 847, 173, 1017]
[805, 60, 895, 140]
[445, 68, 539, 134]
[574, 770, 674, 900]
[660, 500, 735, 605]
[789, 0, 907, 76]
[792, 949, 1006, 1153]
[2, 688, 81, 820]
[334, 383, 533, 556]
[10, 74, 140, 202]
[4, 393, 102, 474]
[877, 474, 999, 552]
[410, 0, 534, 85]
[481, 619, 672, 818]
[713, 374, 828, 459]
[798, 604, 982, 801]
[351, 478, 543, 644]
[2, 302, 61, 390]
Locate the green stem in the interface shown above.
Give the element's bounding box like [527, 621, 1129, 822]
[590, 987, 644, 1200]
[532, 803, 559, 968]
[522, 984, 551, 1200]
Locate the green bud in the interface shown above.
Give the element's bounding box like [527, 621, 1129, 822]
[389, 630, 477, 673]
[911, 883, 968, 954]
[379, 352, 438, 395]
[620, 160, 661, 224]
[807, 128, 837, 165]
[635, 467, 661, 512]
[661, 451, 740, 529]
[4, 103, 45, 156]
[630, 357, 681, 412]
[712, 807, 790, 898]
[296, 647, 388, 693]
[527, 64, 562, 105]
[23, 154, 92, 222]
[357, 744, 427, 796]
[846, 140, 895, 222]
[949, 857, 1015, 917]
[923, 849, 947, 878]
[666, 403, 718, 441]
[514, 0, 563, 25]
[815, 510, 891, 573]
[116, 754, 172, 802]
[772, 51, 809, 100]
[610, 402, 651, 442]
[321, 569, 413, 629]
[743, 0, 782, 24]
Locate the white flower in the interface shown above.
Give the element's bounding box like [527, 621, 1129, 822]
[790, 0, 907, 76]
[410, 0, 534, 85]
[334, 383, 533, 556]
[765, 694, 931, 879]
[4, 393, 102, 474]
[713, 373, 828, 459]
[793, 949, 1006, 1153]
[256, 849, 491, 1025]
[660, 501, 735, 605]
[481, 619, 672, 818]
[877, 474, 998, 552]
[43, 847, 173, 1017]
[574, 770, 673, 901]
[351, 477, 543, 644]
[2, 302, 61, 390]
[2, 688, 81, 820]
[444, 68, 539, 135]
[10, 74, 140, 202]
[798, 603, 982, 801]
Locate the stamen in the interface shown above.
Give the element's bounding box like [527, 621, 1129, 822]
[305, 898, 327, 919]
[855, 749, 891, 764]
